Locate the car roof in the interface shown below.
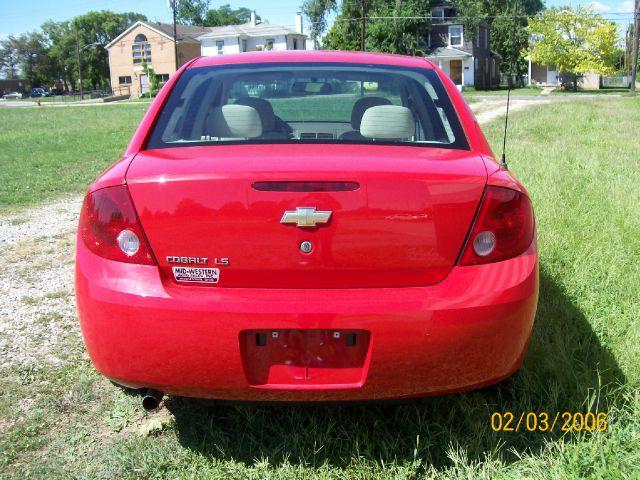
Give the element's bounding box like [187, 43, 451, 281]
[191, 50, 436, 70]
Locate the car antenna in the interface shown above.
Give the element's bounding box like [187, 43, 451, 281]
[500, 0, 520, 170]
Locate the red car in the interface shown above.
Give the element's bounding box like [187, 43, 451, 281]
[76, 51, 537, 410]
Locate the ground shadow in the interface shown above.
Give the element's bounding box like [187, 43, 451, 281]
[166, 268, 626, 471]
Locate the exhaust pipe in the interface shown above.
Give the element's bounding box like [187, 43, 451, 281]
[141, 389, 163, 411]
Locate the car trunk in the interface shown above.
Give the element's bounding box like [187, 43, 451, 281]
[126, 144, 486, 288]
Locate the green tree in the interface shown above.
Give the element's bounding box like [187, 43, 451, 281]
[174, 0, 259, 27]
[0, 33, 52, 87]
[301, 0, 338, 48]
[452, 0, 545, 77]
[313, 0, 432, 54]
[527, 7, 619, 90]
[204, 4, 259, 26]
[142, 61, 159, 96]
[41, 20, 77, 90]
[0, 37, 21, 79]
[174, 0, 210, 25]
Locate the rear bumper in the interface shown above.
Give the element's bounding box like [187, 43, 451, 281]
[75, 239, 538, 401]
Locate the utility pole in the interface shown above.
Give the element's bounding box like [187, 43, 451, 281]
[75, 29, 83, 100]
[631, 0, 639, 91]
[172, 0, 179, 70]
[360, 0, 366, 51]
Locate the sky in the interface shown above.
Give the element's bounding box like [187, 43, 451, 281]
[0, 0, 636, 39]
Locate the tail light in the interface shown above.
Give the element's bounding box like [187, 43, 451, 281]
[459, 186, 534, 266]
[79, 185, 156, 265]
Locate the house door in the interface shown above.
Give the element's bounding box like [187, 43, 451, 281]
[140, 74, 149, 94]
[449, 60, 463, 85]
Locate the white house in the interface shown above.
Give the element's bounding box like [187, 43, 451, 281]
[199, 12, 309, 56]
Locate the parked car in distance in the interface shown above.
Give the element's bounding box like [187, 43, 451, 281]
[76, 51, 538, 410]
[29, 87, 52, 97]
[2, 91, 23, 99]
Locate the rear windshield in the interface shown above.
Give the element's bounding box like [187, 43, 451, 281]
[146, 62, 468, 150]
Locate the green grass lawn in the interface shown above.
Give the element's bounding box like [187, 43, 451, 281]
[0, 105, 148, 210]
[463, 86, 543, 97]
[1, 99, 639, 478]
[463, 86, 637, 98]
[550, 87, 636, 96]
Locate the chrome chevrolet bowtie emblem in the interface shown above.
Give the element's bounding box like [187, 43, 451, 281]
[280, 207, 332, 228]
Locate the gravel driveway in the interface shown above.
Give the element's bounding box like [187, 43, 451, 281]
[0, 98, 552, 371]
[0, 196, 83, 369]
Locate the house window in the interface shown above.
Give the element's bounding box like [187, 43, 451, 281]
[265, 38, 275, 50]
[293, 38, 298, 50]
[448, 25, 463, 47]
[431, 8, 444, 24]
[118, 76, 132, 85]
[155, 73, 170, 83]
[242, 39, 247, 52]
[216, 41, 224, 55]
[132, 33, 151, 65]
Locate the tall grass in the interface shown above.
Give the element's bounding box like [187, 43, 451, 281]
[1, 98, 638, 478]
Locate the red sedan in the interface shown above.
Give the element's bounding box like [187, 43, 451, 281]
[76, 51, 537, 409]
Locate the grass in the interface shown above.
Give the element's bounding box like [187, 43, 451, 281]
[0, 104, 148, 210]
[14, 94, 98, 103]
[463, 86, 543, 97]
[550, 87, 635, 96]
[463, 86, 637, 98]
[1, 98, 639, 478]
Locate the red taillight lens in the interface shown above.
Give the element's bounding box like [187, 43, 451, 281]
[459, 186, 534, 266]
[79, 185, 155, 265]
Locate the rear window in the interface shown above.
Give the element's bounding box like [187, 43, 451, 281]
[146, 62, 468, 150]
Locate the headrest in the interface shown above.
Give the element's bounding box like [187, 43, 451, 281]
[234, 97, 276, 131]
[350, 96, 392, 129]
[208, 104, 262, 138]
[360, 105, 415, 140]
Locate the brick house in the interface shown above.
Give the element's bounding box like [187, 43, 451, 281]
[106, 21, 208, 97]
[425, 1, 502, 89]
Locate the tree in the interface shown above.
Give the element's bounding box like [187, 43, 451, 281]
[301, 0, 338, 48]
[527, 7, 619, 90]
[452, 0, 545, 77]
[41, 20, 77, 90]
[0, 37, 21, 79]
[0, 33, 52, 86]
[175, 0, 260, 27]
[204, 4, 258, 26]
[175, 0, 210, 25]
[312, 0, 432, 54]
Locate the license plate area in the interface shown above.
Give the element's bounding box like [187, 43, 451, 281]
[239, 329, 371, 387]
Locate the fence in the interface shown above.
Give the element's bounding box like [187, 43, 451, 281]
[601, 75, 630, 88]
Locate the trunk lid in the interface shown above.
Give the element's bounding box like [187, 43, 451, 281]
[126, 144, 486, 288]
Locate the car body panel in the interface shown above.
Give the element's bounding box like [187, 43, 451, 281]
[76, 236, 538, 401]
[127, 145, 487, 288]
